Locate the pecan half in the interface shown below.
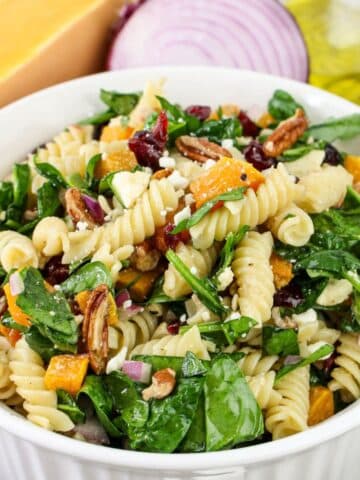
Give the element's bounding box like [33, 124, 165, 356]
[175, 136, 231, 163]
[142, 368, 176, 401]
[65, 188, 97, 229]
[151, 168, 173, 181]
[263, 109, 308, 157]
[83, 284, 110, 374]
[130, 240, 161, 272]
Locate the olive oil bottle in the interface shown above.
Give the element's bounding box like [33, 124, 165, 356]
[286, 0, 360, 104]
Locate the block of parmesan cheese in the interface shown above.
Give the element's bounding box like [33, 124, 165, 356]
[0, 0, 125, 106]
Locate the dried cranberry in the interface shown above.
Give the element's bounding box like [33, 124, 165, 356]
[162, 223, 190, 251]
[128, 111, 168, 170]
[185, 105, 211, 122]
[322, 349, 338, 376]
[244, 141, 276, 171]
[210, 200, 224, 213]
[167, 321, 180, 335]
[43, 255, 69, 285]
[238, 111, 260, 137]
[273, 282, 303, 308]
[324, 144, 342, 166]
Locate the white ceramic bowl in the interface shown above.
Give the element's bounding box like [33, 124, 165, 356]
[1, 67, 360, 480]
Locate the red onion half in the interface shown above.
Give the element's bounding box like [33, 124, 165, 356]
[108, 0, 309, 82]
[9, 272, 24, 296]
[122, 360, 152, 383]
[82, 195, 104, 225]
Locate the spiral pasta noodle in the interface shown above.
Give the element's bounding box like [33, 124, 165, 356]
[297, 165, 352, 213]
[32, 217, 69, 257]
[266, 366, 310, 440]
[329, 334, 360, 401]
[62, 178, 179, 264]
[0, 231, 39, 272]
[190, 163, 299, 249]
[0, 337, 18, 404]
[232, 231, 275, 324]
[130, 325, 210, 360]
[267, 204, 314, 247]
[9, 338, 74, 432]
[112, 310, 159, 354]
[163, 244, 218, 299]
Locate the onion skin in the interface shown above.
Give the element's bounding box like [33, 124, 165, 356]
[107, 0, 309, 82]
[115, 289, 131, 307]
[122, 360, 152, 383]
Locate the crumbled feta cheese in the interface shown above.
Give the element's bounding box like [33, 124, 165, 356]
[204, 159, 216, 170]
[123, 300, 132, 309]
[160, 210, 167, 217]
[292, 308, 317, 326]
[202, 311, 211, 321]
[111, 171, 151, 208]
[101, 152, 108, 160]
[221, 139, 234, 149]
[174, 206, 191, 225]
[307, 341, 332, 359]
[224, 201, 243, 215]
[76, 221, 88, 231]
[190, 266, 198, 275]
[180, 314, 187, 324]
[163, 150, 169, 157]
[184, 193, 195, 206]
[168, 170, 189, 189]
[217, 267, 234, 291]
[225, 311, 241, 322]
[159, 156, 176, 168]
[53, 285, 61, 291]
[106, 347, 128, 375]
[49, 311, 55, 317]
[307, 136, 314, 145]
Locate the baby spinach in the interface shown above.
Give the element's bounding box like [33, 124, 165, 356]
[146, 276, 186, 304]
[166, 250, 227, 316]
[276, 344, 334, 381]
[37, 181, 61, 218]
[181, 352, 208, 377]
[281, 142, 326, 161]
[17, 267, 78, 352]
[262, 326, 299, 357]
[178, 393, 206, 452]
[57, 389, 85, 424]
[85, 154, 102, 190]
[25, 326, 63, 362]
[156, 96, 201, 142]
[79, 109, 115, 126]
[212, 225, 249, 288]
[171, 187, 247, 234]
[100, 89, 141, 116]
[205, 355, 263, 451]
[193, 117, 242, 144]
[0, 181, 13, 211]
[34, 159, 68, 188]
[12, 164, 30, 208]
[60, 261, 112, 296]
[307, 113, 360, 142]
[1, 313, 28, 333]
[132, 354, 211, 377]
[268, 89, 303, 121]
[129, 377, 204, 452]
[79, 375, 122, 438]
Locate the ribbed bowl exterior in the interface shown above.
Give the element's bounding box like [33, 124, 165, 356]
[1, 426, 359, 480]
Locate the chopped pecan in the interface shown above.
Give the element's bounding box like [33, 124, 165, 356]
[130, 240, 161, 272]
[151, 168, 173, 181]
[142, 368, 176, 401]
[263, 109, 308, 157]
[64, 188, 97, 229]
[82, 284, 110, 374]
[175, 136, 231, 163]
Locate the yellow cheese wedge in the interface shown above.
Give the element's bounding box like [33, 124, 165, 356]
[0, 0, 125, 107]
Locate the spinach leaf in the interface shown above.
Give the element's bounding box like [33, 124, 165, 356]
[100, 89, 141, 115]
[307, 113, 360, 142]
[281, 142, 326, 161]
[181, 352, 208, 377]
[78, 375, 122, 438]
[171, 187, 247, 234]
[287, 277, 328, 315]
[276, 344, 334, 381]
[146, 276, 186, 304]
[17, 267, 78, 352]
[35, 159, 68, 188]
[1, 313, 28, 333]
[60, 261, 112, 296]
[349, 291, 360, 332]
[262, 326, 299, 356]
[166, 250, 227, 316]
[129, 377, 204, 452]
[132, 354, 211, 377]
[57, 389, 85, 424]
[205, 355, 263, 451]
[268, 90, 303, 121]
[85, 154, 102, 189]
[193, 117, 242, 144]
[180, 317, 256, 346]
[79, 110, 115, 126]
[25, 326, 63, 362]
[12, 164, 30, 208]
[343, 186, 360, 210]
[212, 225, 249, 288]
[37, 182, 61, 218]
[98, 172, 117, 194]
[178, 393, 206, 452]
[0, 182, 13, 211]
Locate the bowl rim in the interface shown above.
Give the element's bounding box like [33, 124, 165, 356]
[1, 66, 360, 471]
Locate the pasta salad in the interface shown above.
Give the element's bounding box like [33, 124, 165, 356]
[1, 82, 360, 452]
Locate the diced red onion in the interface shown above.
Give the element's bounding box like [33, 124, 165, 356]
[125, 304, 144, 315]
[73, 416, 110, 445]
[9, 272, 24, 296]
[122, 360, 152, 383]
[284, 355, 301, 365]
[115, 289, 131, 307]
[107, 0, 309, 82]
[82, 195, 104, 225]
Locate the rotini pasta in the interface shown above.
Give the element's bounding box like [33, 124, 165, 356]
[163, 244, 218, 299]
[0, 231, 39, 272]
[32, 217, 69, 257]
[112, 310, 158, 354]
[267, 204, 314, 247]
[190, 163, 299, 249]
[9, 338, 74, 432]
[0, 337, 18, 404]
[329, 334, 360, 401]
[232, 231, 275, 324]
